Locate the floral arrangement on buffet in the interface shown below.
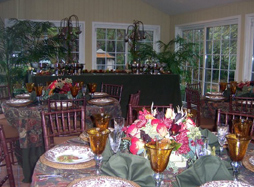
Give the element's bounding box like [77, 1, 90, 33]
[122, 105, 203, 171]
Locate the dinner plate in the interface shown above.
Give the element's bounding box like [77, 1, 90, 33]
[89, 92, 109, 98]
[67, 176, 140, 187]
[200, 180, 251, 187]
[205, 95, 225, 101]
[249, 155, 254, 165]
[206, 92, 223, 96]
[50, 101, 73, 110]
[237, 100, 254, 105]
[88, 98, 114, 106]
[6, 99, 33, 107]
[15, 93, 31, 99]
[44, 145, 94, 165]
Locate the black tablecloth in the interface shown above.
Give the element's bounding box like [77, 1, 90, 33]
[31, 74, 182, 117]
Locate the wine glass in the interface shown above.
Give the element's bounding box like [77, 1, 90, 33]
[226, 134, 251, 181]
[113, 117, 125, 132]
[70, 85, 79, 99]
[25, 83, 34, 93]
[232, 119, 252, 138]
[86, 128, 110, 175]
[88, 83, 97, 98]
[145, 140, 175, 187]
[217, 124, 229, 156]
[93, 113, 111, 130]
[230, 82, 237, 96]
[34, 85, 44, 105]
[219, 82, 227, 93]
[195, 136, 209, 159]
[108, 129, 122, 154]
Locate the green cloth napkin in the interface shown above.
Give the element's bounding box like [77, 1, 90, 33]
[101, 141, 155, 187]
[172, 155, 233, 187]
[200, 128, 220, 151]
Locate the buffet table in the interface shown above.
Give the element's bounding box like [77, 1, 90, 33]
[30, 74, 182, 117]
[1, 98, 121, 182]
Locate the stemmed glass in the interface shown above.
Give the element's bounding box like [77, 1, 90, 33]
[217, 124, 229, 157]
[34, 85, 44, 105]
[108, 129, 122, 154]
[70, 85, 79, 99]
[226, 134, 251, 181]
[88, 83, 97, 99]
[195, 136, 209, 159]
[230, 81, 237, 96]
[145, 140, 175, 187]
[93, 113, 111, 130]
[113, 117, 125, 132]
[86, 128, 110, 175]
[25, 83, 34, 93]
[219, 82, 227, 93]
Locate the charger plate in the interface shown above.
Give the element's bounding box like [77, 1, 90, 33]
[6, 99, 33, 107]
[89, 92, 109, 98]
[40, 145, 95, 169]
[243, 155, 254, 172]
[205, 95, 225, 101]
[50, 101, 74, 110]
[67, 176, 140, 187]
[88, 98, 114, 106]
[200, 180, 250, 187]
[15, 93, 31, 99]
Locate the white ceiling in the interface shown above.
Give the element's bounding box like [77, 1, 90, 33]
[140, 0, 249, 15]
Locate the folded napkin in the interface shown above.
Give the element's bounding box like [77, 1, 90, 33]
[102, 141, 154, 187]
[172, 155, 233, 187]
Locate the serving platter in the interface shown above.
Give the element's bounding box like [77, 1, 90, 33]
[89, 92, 109, 98]
[6, 99, 33, 107]
[200, 180, 250, 187]
[205, 95, 225, 101]
[15, 93, 31, 99]
[67, 176, 140, 187]
[40, 145, 95, 169]
[88, 98, 114, 106]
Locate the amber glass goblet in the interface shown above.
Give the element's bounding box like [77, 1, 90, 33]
[232, 119, 253, 138]
[230, 82, 237, 95]
[219, 82, 227, 93]
[34, 85, 44, 105]
[226, 134, 251, 181]
[88, 83, 97, 98]
[86, 128, 110, 175]
[93, 113, 111, 130]
[145, 140, 175, 187]
[26, 83, 35, 93]
[70, 85, 79, 99]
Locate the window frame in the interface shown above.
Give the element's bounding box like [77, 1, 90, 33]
[175, 16, 241, 95]
[92, 22, 160, 70]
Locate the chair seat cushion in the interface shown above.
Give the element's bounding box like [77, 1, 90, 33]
[0, 118, 19, 138]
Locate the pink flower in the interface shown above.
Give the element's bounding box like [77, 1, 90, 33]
[156, 123, 168, 137]
[130, 137, 145, 155]
[175, 131, 191, 155]
[163, 118, 173, 129]
[185, 117, 195, 128]
[151, 119, 161, 126]
[135, 119, 147, 128]
[127, 124, 140, 138]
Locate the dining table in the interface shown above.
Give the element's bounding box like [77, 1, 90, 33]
[1, 95, 122, 183]
[30, 136, 254, 187]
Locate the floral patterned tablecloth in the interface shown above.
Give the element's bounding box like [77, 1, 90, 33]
[30, 139, 254, 187]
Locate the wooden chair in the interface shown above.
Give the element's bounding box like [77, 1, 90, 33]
[48, 98, 86, 112]
[0, 124, 15, 187]
[126, 90, 141, 126]
[229, 95, 254, 114]
[128, 104, 173, 125]
[0, 85, 20, 165]
[216, 109, 254, 139]
[187, 82, 201, 95]
[185, 87, 215, 131]
[41, 106, 86, 151]
[100, 83, 123, 103]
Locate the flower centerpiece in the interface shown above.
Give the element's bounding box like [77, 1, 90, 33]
[48, 78, 73, 95]
[123, 104, 203, 171]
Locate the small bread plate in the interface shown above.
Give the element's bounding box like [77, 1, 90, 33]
[15, 93, 31, 99]
[88, 98, 114, 106]
[6, 99, 33, 107]
[200, 180, 251, 187]
[67, 176, 140, 187]
[206, 92, 223, 96]
[40, 145, 95, 169]
[205, 95, 225, 101]
[89, 92, 109, 98]
[50, 101, 74, 110]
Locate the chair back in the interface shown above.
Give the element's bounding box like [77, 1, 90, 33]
[128, 104, 173, 125]
[216, 109, 254, 138]
[185, 87, 201, 126]
[126, 90, 141, 126]
[229, 95, 254, 113]
[0, 125, 15, 187]
[41, 106, 86, 151]
[0, 85, 11, 101]
[48, 98, 86, 112]
[100, 83, 123, 102]
[187, 82, 201, 94]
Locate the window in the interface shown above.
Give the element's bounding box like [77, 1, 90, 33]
[176, 17, 240, 94]
[92, 22, 160, 70]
